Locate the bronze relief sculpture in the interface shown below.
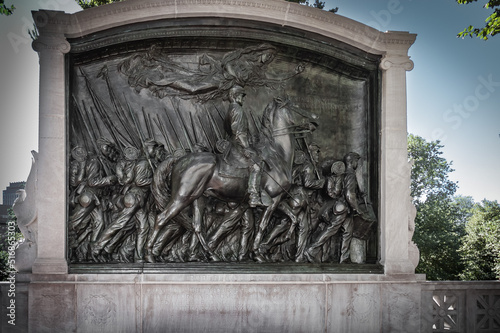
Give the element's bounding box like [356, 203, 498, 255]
[68, 41, 377, 266]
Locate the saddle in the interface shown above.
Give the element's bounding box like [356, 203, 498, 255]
[217, 142, 252, 179]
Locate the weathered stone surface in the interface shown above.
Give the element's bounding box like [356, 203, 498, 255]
[143, 283, 326, 332]
[76, 283, 138, 332]
[327, 283, 381, 332]
[29, 283, 76, 332]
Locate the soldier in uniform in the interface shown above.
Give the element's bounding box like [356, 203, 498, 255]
[92, 146, 153, 262]
[224, 85, 263, 207]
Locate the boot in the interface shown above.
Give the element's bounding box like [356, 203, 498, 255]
[248, 163, 263, 207]
[249, 192, 263, 208]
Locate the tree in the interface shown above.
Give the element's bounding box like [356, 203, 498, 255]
[457, 0, 500, 40]
[459, 199, 500, 280]
[0, 208, 23, 281]
[412, 194, 474, 280]
[0, 0, 15, 16]
[76, 0, 124, 9]
[408, 134, 473, 280]
[408, 134, 457, 202]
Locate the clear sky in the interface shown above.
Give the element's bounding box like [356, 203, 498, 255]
[0, 0, 498, 203]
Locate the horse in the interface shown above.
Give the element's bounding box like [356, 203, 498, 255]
[145, 96, 318, 262]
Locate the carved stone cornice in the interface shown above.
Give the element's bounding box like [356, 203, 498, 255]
[380, 55, 414, 71]
[31, 0, 416, 57]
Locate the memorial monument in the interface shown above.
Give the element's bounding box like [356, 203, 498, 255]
[9, 0, 426, 331]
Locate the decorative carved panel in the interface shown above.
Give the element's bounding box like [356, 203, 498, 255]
[433, 293, 461, 332]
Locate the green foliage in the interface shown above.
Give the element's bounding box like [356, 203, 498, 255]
[459, 200, 500, 280]
[408, 134, 457, 203]
[76, 0, 124, 9]
[0, 0, 15, 16]
[413, 194, 473, 280]
[457, 0, 500, 40]
[0, 208, 23, 281]
[284, 0, 338, 13]
[408, 134, 475, 280]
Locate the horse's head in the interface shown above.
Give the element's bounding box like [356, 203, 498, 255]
[263, 96, 319, 138]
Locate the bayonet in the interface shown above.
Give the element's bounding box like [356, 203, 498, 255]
[170, 98, 194, 152]
[127, 103, 155, 171]
[197, 114, 214, 150]
[303, 136, 321, 179]
[154, 115, 174, 154]
[205, 105, 223, 141]
[165, 108, 185, 150]
[211, 102, 225, 122]
[72, 96, 112, 176]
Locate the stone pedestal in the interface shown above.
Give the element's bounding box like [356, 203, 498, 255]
[26, 273, 424, 333]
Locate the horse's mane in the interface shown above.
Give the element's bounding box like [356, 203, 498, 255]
[257, 96, 292, 168]
[260, 96, 291, 140]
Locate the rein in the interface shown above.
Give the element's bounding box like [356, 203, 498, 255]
[269, 98, 315, 137]
[272, 127, 311, 137]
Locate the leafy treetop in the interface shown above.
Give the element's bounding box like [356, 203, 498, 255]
[285, 0, 338, 13]
[76, 0, 124, 9]
[457, 0, 500, 40]
[459, 199, 500, 280]
[407, 134, 457, 203]
[0, 0, 15, 16]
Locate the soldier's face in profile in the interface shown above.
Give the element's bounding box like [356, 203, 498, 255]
[311, 148, 320, 162]
[101, 144, 118, 162]
[235, 92, 245, 105]
[352, 157, 359, 169]
[294, 152, 305, 165]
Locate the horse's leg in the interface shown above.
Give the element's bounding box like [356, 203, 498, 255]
[252, 193, 284, 262]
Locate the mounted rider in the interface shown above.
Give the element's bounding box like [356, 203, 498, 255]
[223, 85, 263, 207]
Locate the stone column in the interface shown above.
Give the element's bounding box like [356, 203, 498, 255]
[379, 52, 417, 275]
[31, 24, 70, 274]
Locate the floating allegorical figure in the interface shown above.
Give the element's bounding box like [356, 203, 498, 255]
[118, 43, 304, 101]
